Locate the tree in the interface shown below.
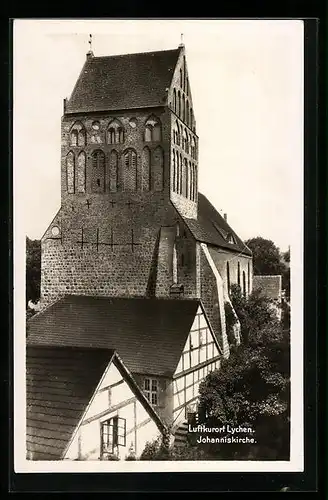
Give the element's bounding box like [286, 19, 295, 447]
[245, 237, 284, 276]
[26, 237, 41, 306]
[197, 290, 290, 461]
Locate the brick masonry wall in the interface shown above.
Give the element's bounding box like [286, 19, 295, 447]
[199, 248, 223, 349]
[208, 246, 253, 297]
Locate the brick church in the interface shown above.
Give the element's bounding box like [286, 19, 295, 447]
[26, 42, 253, 460]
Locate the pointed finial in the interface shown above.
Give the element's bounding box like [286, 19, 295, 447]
[179, 33, 184, 47]
[87, 33, 94, 59]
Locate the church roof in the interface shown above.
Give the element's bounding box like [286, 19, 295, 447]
[183, 193, 252, 256]
[27, 296, 199, 377]
[65, 48, 181, 114]
[26, 345, 113, 460]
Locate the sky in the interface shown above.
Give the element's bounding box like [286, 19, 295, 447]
[13, 19, 304, 252]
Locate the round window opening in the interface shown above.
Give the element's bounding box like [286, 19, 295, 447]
[129, 118, 137, 128]
[51, 226, 60, 236]
[92, 121, 100, 130]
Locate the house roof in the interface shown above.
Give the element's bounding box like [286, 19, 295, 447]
[182, 193, 252, 256]
[65, 48, 181, 114]
[26, 345, 113, 460]
[27, 345, 167, 460]
[252, 275, 282, 300]
[27, 295, 199, 377]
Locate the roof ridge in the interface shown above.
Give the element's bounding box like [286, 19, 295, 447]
[89, 47, 180, 60]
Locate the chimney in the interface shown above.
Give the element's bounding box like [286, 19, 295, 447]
[224, 213, 227, 221]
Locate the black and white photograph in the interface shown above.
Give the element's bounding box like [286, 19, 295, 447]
[14, 19, 304, 473]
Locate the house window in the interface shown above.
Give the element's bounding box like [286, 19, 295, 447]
[144, 378, 158, 405]
[101, 416, 126, 456]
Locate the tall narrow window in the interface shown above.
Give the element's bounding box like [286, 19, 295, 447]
[77, 151, 86, 193]
[173, 88, 177, 113]
[177, 91, 181, 118]
[176, 152, 180, 194]
[142, 147, 151, 191]
[176, 122, 180, 146]
[66, 151, 75, 193]
[153, 146, 164, 192]
[183, 158, 188, 197]
[186, 101, 190, 127]
[237, 262, 241, 287]
[173, 244, 178, 283]
[91, 150, 106, 192]
[70, 130, 78, 147]
[172, 149, 176, 193]
[243, 271, 246, 297]
[189, 161, 192, 199]
[227, 261, 231, 293]
[190, 108, 193, 131]
[179, 153, 183, 194]
[122, 149, 137, 191]
[180, 68, 183, 88]
[182, 95, 185, 122]
[184, 129, 189, 154]
[109, 150, 118, 192]
[247, 261, 250, 296]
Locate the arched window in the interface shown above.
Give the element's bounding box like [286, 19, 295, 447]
[243, 271, 246, 298]
[142, 147, 151, 191]
[177, 91, 181, 118]
[190, 108, 193, 130]
[237, 262, 241, 287]
[107, 119, 124, 144]
[172, 149, 176, 193]
[109, 150, 118, 192]
[122, 149, 137, 191]
[226, 262, 231, 293]
[182, 95, 185, 122]
[144, 116, 162, 142]
[70, 121, 86, 147]
[186, 77, 189, 96]
[173, 88, 177, 113]
[180, 68, 183, 88]
[153, 146, 164, 191]
[189, 161, 192, 199]
[66, 151, 75, 193]
[77, 151, 86, 193]
[186, 101, 190, 127]
[91, 149, 106, 192]
[191, 136, 196, 159]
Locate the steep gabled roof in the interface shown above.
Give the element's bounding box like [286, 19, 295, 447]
[182, 193, 252, 256]
[26, 345, 113, 460]
[65, 48, 181, 114]
[27, 296, 199, 377]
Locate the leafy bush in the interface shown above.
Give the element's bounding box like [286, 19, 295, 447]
[224, 301, 238, 347]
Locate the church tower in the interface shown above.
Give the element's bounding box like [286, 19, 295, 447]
[41, 44, 200, 308]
